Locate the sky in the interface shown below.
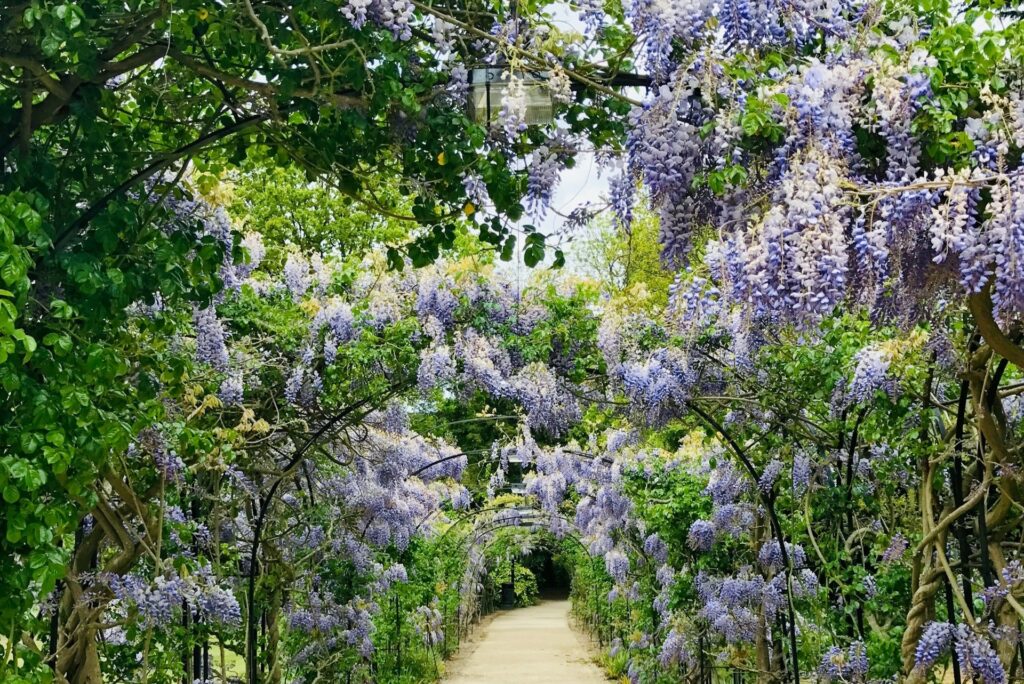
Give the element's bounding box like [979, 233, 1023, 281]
[492, 149, 609, 287]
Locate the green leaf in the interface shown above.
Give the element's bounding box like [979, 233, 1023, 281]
[3, 485, 20, 503]
[51, 300, 75, 319]
[551, 249, 566, 269]
[0, 255, 25, 287]
[19, 432, 40, 454]
[41, 33, 62, 57]
[500, 236, 516, 262]
[386, 247, 405, 271]
[523, 243, 544, 268]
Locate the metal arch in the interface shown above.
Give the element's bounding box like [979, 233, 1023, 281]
[410, 445, 622, 531]
[422, 496, 652, 568]
[410, 444, 614, 479]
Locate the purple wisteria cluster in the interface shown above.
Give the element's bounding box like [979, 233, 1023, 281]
[758, 457, 784, 493]
[624, 68, 725, 266]
[289, 594, 379, 661]
[284, 560, 410, 665]
[598, 301, 734, 428]
[129, 427, 185, 482]
[341, 0, 414, 39]
[282, 252, 331, 301]
[818, 641, 870, 682]
[513, 363, 582, 437]
[657, 627, 693, 669]
[107, 564, 241, 629]
[981, 561, 1024, 608]
[235, 261, 597, 441]
[695, 562, 819, 647]
[324, 427, 467, 551]
[139, 180, 266, 299]
[624, 0, 864, 84]
[617, 347, 694, 426]
[695, 568, 771, 644]
[757, 540, 807, 573]
[525, 445, 583, 513]
[792, 449, 814, 496]
[687, 458, 757, 548]
[193, 306, 230, 372]
[525, 132, 578, 218]
[414, 599, 445, 647]
[847, 346, 896, 405]
[617, 33, 1024, 341]
[913, 622, 1007, 684]
[880, 532, 909, 564]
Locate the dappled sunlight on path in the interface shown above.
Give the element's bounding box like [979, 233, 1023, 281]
[444, 600, 610, 683]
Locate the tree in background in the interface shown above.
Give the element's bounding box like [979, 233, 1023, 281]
[574, 197, 674, 306]
[227, 166, 411, 259]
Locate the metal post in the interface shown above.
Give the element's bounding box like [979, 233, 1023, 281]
[394, 593, 401, 676]
[193, 612, 202, 684]
[485, 77, 492, 130]
[699, 632, 706, 684]
[943, 581, 963, 684]
[182, 600, 191, 684]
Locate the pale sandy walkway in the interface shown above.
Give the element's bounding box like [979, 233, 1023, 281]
[444, 600, 609, 683]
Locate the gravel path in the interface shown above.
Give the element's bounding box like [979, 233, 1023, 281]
[444, 600, 609, 683]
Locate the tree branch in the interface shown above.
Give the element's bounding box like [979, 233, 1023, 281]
[969, 286, 1024, 369]
[51, 110, 276, 252]
[165, 47, 366, 109]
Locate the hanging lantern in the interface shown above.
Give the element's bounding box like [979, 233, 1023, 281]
[468, 67, 554, 126]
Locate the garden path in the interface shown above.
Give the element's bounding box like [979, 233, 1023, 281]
[444, 600, 609, 683]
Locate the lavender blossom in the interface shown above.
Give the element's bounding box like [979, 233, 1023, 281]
[915, 622, 954, 669]
[604, 549, 630, 584]
[218, 371, 244, 405]
[193, 306, 229, 371]
[688, 519, 716, 552]
[954, 625, 1006, 684]
[881, 533, 908, 563]
[792, 451, 812, 496]
[848, 347, 892, 404]
[758, 458, 784, 493]
[283, 253, 311, 300]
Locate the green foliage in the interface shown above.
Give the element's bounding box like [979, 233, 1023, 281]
[913, 14, 1024, 168]
[573, 200, 674, 306]
[369, 536, 466, 683]
[0, 194, 222, 637]
[490, 559, 540, 607]
[227, 166, 409, 260]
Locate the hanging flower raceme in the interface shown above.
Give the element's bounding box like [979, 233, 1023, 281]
[414, 599, 445, 647]
[819, 641, 870, 682]
[913, 623, 1007, 684]
[106, 564, 241, 630]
